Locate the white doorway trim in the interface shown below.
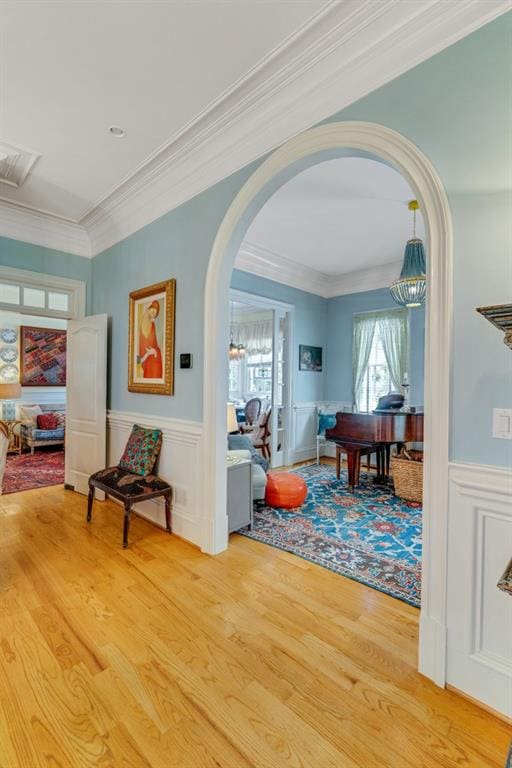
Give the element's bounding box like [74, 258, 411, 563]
[202, 121, 452, 687]
[230, 288, 294, 467]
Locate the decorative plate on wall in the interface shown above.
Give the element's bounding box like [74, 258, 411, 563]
[0, 328, 17, 344]
[0, 364, 19, 382]
[0, 347, 17, 363]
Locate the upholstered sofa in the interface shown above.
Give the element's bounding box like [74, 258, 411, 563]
[16, 403, 66, 454]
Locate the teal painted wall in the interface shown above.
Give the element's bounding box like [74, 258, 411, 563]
[0, 236, 92, 312]
[92, 165, 259, 420]
[231, 268, 328, 403]
[325, 288, 425, 406]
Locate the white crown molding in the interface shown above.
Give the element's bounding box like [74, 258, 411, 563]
[0, 0, 508, 257]
[0, 199, 91, 257]
[80, 0, 509, 256]
[236, 239, 401, 298]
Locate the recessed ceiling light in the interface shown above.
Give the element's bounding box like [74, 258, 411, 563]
[109, 126, 125, 138]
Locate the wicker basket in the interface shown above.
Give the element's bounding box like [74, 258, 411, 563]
[391, 449, 424, 503]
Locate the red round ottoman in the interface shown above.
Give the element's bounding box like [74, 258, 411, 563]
[265, 472, 308, 509]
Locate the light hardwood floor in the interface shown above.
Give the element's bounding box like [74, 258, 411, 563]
[0, 484, 509, 768]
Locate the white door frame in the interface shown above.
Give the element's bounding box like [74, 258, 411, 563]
[202, 121, 453, 687]
[230, 288, 294, 466]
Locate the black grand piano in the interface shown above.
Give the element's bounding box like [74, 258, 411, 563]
[325, 397, 423, 491]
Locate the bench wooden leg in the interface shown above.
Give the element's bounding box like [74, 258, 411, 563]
[335, 445, 341, 479]
[123, 501, 131, 548]
[87, 485, 94, 522]
[164, 494, 172, 533]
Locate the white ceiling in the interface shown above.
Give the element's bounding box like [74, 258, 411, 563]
[0, 1, 507, 258]
[1, 0, 323, 221]
[243, 157, 425, 278]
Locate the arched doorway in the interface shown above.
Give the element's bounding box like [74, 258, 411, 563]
[202, 121, 452, 685]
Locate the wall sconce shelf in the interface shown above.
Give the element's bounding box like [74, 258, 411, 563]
[476, 304, 512, 350]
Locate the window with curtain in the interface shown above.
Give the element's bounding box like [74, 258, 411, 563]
[353, 309, 409, 412]
[229, 315, 273, 400]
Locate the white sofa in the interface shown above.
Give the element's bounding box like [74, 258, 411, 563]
[227, 448, 267, 501]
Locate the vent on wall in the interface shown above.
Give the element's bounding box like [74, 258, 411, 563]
[0, 140, 40, 188]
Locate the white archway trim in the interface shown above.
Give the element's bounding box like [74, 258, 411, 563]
[203, 121, 452, 686]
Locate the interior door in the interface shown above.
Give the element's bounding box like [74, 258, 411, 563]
[65, 314, 108, 495]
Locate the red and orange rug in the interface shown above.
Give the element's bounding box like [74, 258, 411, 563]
[3, 450, 65, 494]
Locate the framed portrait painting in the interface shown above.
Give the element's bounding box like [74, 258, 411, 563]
[299, 344, 322, 372]
[128, 279, 175, 395]
[20, 326, 67, 386]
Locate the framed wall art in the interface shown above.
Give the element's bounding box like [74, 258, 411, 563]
[20, 326, 67, 386]
[299, 344, 322, 372]
[128, 279, 176, 395]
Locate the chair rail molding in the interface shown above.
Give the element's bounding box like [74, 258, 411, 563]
[203, 120, 453, 690]
[0, 1, 507, 256]
[107, 410, 204, 546]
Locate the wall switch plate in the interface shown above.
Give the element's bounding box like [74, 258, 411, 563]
[180, 353, 192, 369]
[492, 408, 512, 439]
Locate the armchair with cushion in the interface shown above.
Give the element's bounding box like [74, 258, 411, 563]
[227, 433, 268, 502]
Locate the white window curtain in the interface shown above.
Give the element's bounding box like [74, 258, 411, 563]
[352, 309, 408, 407]
[352, 314, 377, 407]
[230, 318, 273, 355]
[378, 309, 409, 392]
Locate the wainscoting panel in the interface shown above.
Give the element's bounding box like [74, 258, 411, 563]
[107, 411, 203, 547]
[447, 462, 512, 717]
[291, 402, 352, 463]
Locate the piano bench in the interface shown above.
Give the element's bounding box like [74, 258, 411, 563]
[335, 442, 385, 491]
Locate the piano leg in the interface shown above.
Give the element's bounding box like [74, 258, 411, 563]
[346, 450, 356, 492]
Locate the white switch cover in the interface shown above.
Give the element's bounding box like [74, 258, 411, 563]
[493, 408, 512, 439]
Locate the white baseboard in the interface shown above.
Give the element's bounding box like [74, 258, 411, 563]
[107, 410, 203, 548]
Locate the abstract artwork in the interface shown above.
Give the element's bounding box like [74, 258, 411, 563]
[128, 279, 175, 395]
[20, 326, 67, 386]
[299, 344, 323, 371]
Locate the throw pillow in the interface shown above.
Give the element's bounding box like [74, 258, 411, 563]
[317, 412, 336, 436]
[19, 405, 43, 425]
[118, 424, 163, 477]
[53, 411, 66, 428]
[37, 413, 58, 430]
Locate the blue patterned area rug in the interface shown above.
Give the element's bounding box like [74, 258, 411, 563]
[239, 464, 422, 607]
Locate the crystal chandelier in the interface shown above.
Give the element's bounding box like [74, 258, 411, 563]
[228, 302, 245, 360]
[390, 200, 426, 308]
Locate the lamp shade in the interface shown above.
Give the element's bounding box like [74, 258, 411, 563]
[390, 238, 427, 308]
[0, 382, 21, 400]
[227, 402, 238, 434]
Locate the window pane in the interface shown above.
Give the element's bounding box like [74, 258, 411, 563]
[0, 282, 20, 304]
[48, 291, 69, 311]
[23, 287, 45, 308]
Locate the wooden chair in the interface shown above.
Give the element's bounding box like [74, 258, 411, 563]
[87, 425, 172, 548]
[239, 397, 262, 433]
[253, 407, 271, 460]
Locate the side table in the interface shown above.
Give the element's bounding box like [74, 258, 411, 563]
[226, 454, 253, 533]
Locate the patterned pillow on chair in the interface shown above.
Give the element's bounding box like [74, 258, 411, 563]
[118, 424, 163, 476]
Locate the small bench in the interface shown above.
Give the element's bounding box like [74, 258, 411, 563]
[335, 441, 385, 492]
[87, 467, 172, 548]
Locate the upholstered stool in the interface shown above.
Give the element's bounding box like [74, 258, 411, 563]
[265, 472, 307, 509]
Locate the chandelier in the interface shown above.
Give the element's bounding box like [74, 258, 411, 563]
[390, 200, 426, 308]
[228, 302, 245, 360]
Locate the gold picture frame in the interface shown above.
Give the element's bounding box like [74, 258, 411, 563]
[128, 279, 175, 395]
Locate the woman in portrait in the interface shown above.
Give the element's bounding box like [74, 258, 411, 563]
[139, 300, 163, 379]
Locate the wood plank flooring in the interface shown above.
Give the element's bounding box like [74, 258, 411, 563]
[0, 484, 509, 768]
